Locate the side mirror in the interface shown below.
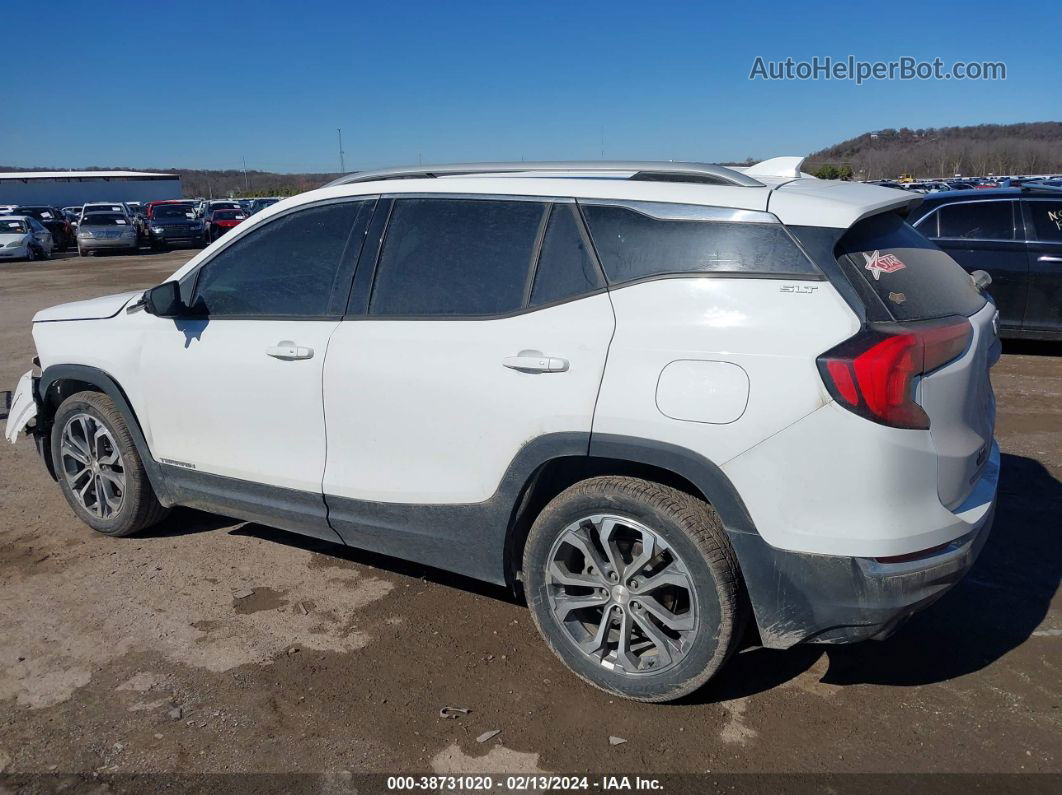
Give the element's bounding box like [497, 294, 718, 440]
[143, 281, 184, 317]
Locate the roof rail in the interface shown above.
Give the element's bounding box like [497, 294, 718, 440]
[323, 161, 764, 189]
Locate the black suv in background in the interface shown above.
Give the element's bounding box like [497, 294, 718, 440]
[910, 186, 1062, 339]
[13, 206, 73, 251]
[148, 204, 207, 250]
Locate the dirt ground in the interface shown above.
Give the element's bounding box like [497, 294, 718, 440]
[0, 250, 1059, 784]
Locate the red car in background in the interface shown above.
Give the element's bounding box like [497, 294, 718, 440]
[205, 208, 248, 243]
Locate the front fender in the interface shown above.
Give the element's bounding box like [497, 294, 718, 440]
[36, 364, 174, 503]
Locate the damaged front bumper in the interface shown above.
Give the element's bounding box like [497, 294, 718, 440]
[4, 370, 39, 444]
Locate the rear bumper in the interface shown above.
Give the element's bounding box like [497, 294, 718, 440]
[731, 442, 999, 648]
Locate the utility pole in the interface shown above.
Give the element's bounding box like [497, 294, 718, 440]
[242, 156, 249, 194]
[337, 128, 346, 174]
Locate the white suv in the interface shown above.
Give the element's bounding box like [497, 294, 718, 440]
[5, 158, 1000, 702]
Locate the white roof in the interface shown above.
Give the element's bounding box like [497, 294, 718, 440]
[0, 171, 177, 180]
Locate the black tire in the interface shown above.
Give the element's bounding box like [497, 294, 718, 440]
[51, 391, 169, 537]
[523, 476, 746, 702]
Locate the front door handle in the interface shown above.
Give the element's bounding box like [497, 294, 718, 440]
[502, 350, 569, 373]
[266, 340, 314, 360]
[1037, 255, 1062, 263]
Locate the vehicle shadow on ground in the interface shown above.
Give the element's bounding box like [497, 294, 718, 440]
[702, 453, 1062, 703]
[228, 523, 516, 602]
[138, 507, 516, 601]
[140, 455, 1060, 702]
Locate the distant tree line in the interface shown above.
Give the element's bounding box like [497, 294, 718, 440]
[803, 122, 1062, 180]
[0, 165, 340, 198]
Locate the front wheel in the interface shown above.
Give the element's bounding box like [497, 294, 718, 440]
[523, 476, 746, 702]
[51, 391, 169, 536]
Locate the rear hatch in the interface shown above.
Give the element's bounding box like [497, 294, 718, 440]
[833, 212, 999, 510]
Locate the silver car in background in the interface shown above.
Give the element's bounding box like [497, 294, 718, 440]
[0, 215, 53, 261]
[76, 212, 139, 256]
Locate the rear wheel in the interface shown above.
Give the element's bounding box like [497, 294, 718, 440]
[523, 476, 746, 702]
[51, 391, 169, 536]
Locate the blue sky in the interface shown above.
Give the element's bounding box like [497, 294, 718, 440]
[2, 0, 1057, 173]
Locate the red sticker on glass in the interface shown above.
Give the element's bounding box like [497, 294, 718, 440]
[863, 250, 907, 280]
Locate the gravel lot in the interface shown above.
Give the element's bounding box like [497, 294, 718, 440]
[0, 250, 1059, 782]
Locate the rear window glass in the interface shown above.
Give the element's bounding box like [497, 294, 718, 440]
[836, 212, 986, 321]
[580, 202, 817, 283]
[370, 198, 545, 317]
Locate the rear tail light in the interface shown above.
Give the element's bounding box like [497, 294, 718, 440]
[817, 317, 972, 430]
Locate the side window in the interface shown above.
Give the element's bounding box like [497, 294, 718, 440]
[529, 204, 604, 307]
[580, 202, 817, 284]
[190, 201, 369, 318]
[370, 198, 546, 316]
[937, 201, 1014, 240]
[912, 210, 939, 238]
[1026, 200, 1062, 243]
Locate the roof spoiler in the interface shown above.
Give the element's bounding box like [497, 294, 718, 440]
[323, 161, 765, 188]
[738, 156, 810, 180]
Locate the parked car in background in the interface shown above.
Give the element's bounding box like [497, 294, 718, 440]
[145, 200, 197, 220]
[148, 203, 207, 250]
[0, 215, 53, 260]
[13, 206, 74, 251]
[76, 212, 140, 256]
[250, 197, 280, 214]
[199, 200, 243, 220]
[80, 203, 129, 222]
[204, 208, 248, 243]
[910, 186, 1062, 339]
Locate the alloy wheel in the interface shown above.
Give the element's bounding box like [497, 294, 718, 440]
[545, 514, 698, 675]
[60, 413, 126, 518]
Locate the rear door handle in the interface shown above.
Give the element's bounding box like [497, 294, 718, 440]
[1037, 255, 1062, 263]
[502, 350, 569, 373]
[266, 340, 314, 360]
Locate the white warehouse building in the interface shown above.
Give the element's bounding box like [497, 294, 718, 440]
[0, 171, 182, 207]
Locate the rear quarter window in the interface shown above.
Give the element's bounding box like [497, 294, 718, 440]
[579, 201, 818, 284]
[836, 212, 986, 321]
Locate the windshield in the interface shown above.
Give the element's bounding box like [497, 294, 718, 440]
[18, 207, 55, 220]
[155, 206, 196, 220]
[213, 210, 246, 220]
[81, 213, 129, 226]
[85, 205, 123, 214]
[0, 219, 28, 233]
